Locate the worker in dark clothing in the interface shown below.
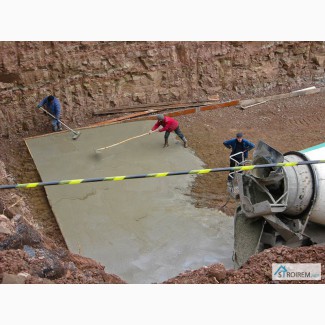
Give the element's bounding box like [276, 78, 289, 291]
[149, 114, 188, 148]
[223, 132, 255, 183]
[37, 95, 62, 132]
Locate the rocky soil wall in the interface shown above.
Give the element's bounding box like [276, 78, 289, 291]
[1, 41, 325, 137]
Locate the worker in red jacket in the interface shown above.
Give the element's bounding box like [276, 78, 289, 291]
[149, 114, 188, 148]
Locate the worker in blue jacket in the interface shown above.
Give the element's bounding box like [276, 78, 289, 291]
[223, 132, 255, 183]
[37, 95, 62, 132]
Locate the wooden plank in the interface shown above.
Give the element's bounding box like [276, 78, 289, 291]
[240, 87, 321, 107]
[240, 100, 268, 110]
[291, 86, 316, 93]
[90, 107, 171, 127]
[200, 100, 240, 111]
[93, 107, 156, 115]
[136, 100, 240, 122]
[145, 108, 197, 120]
[168, 108, 197, 117]
[90, 111, 155, 127]
[93, 100, 218, 116]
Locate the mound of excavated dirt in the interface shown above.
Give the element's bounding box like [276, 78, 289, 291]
[0, 213, 126, 284]
[164, 246, 325, 284]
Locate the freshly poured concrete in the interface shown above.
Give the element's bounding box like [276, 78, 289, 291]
[25, 120, 234, 283]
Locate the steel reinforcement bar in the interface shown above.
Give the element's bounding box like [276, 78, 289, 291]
[1, 160, 324, 189]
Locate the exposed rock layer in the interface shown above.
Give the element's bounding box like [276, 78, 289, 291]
[1, 41, 325, 137]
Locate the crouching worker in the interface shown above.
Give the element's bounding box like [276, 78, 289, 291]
[149, 114, 188, 148]
[36, 95, 62, 132]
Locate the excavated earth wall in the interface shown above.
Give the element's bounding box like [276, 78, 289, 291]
[1, 41, 325, 138]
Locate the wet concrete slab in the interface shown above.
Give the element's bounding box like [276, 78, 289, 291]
[25, 120, 234, 283]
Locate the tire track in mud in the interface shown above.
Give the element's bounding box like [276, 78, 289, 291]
[287, 115, 323, 129]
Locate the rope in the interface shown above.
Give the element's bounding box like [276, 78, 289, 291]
[1, 159, 324, 190]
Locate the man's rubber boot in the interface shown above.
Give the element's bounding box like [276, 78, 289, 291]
[57, 123, 63, 131]
[163, 139, 169, 148]
[183, 138, 188, 148]
[52, 125, 58, 132]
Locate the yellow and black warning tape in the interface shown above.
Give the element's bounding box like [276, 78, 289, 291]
[1, 160, 324, 189]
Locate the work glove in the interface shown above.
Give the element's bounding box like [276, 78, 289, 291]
[37, 104, 42, 109]
[148, 130, 153, 135]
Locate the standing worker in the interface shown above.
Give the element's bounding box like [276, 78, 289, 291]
[223, 132, 255, 185]
[149, 114, 188, 148]
[36, 95, 62, 132]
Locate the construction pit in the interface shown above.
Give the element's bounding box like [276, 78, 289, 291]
[1, 89, 325, 284]
[24, 120, 234, 283]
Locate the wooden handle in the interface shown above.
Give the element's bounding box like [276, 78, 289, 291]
[97, 132, 149, 152]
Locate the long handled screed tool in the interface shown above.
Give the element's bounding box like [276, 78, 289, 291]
[39, 107, 81, 140]
[95, 132, 151, 154]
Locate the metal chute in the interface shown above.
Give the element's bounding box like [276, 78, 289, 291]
[233, 140, 325, 268]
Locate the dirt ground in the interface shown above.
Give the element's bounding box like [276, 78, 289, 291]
[179, 90, 325, 215]
[1, 88, 325, 283]
[163, 245, 325, 284]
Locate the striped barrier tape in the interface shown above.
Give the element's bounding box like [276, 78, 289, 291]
[1, 159, 325, 189]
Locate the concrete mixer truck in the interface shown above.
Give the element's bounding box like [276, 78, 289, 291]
[233, 140, 325, 268]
